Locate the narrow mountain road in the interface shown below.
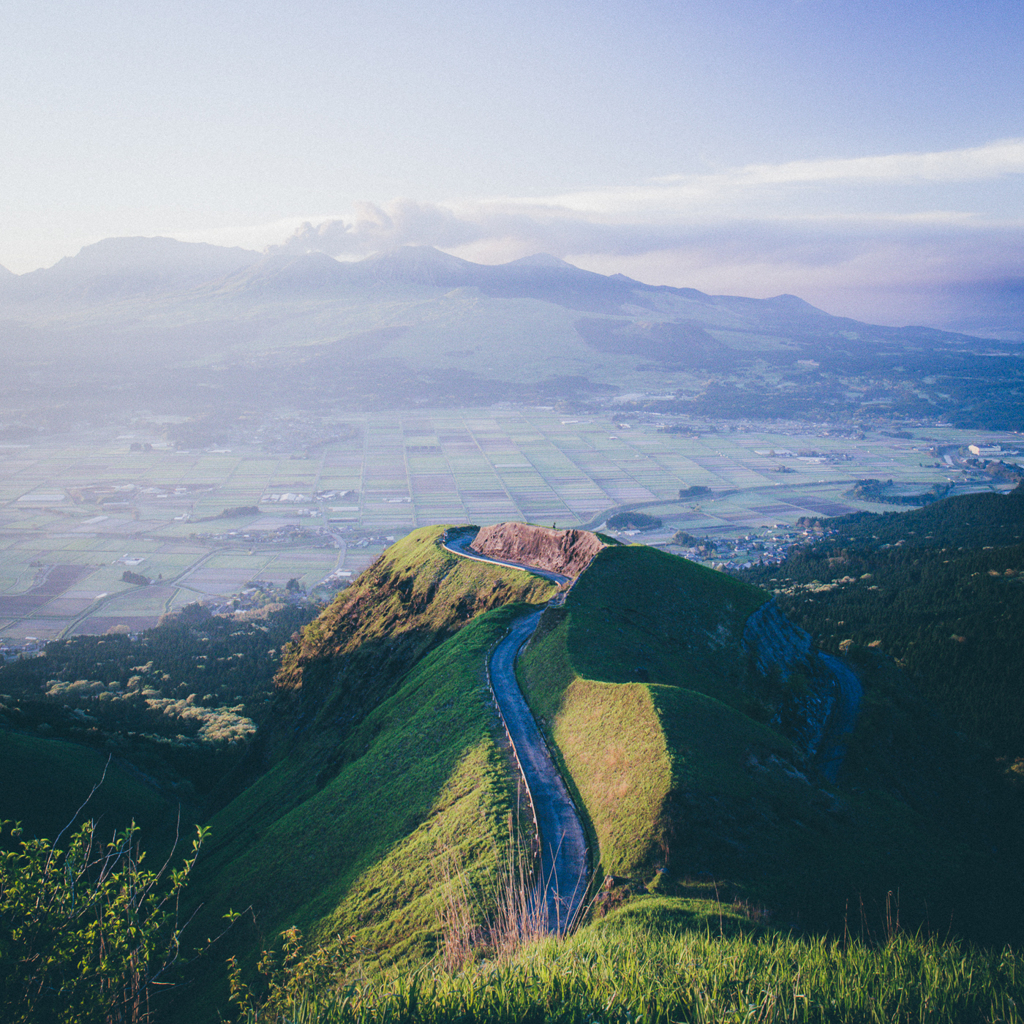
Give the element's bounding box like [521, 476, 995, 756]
[443, 531, 589, 933]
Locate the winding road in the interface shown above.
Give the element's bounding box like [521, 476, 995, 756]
[443, 531, 589, 933]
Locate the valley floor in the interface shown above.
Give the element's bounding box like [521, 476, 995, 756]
[2, 410, 1016, 642]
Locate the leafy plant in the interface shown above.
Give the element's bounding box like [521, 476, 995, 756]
[228, 927, 353, 1023]
[0, 813, 215, 1023]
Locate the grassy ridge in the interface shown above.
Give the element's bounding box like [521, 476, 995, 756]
[201, 603, 533, 941]
[273, 526, 554, 756]
[184, 597, 551, 1018]
[518, 545, 777, 880]
[171, 529, 559, 1017]
[562, 545, 767, 701]
[517, 541, 1015, 939]
[517, 615, 672, 876]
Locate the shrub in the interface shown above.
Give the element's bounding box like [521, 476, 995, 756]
[0, 816, 213, 1023]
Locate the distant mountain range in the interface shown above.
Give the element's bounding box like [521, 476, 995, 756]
[0, 237, 1021, 430]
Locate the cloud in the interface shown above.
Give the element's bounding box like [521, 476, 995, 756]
[660, 138, 1024, 187]
[495, 139, 1024, 220]
[268, 199, 485, 255]
[264, 139, 1024, 324]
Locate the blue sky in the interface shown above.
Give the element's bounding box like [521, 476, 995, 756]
[2, 0, 1021, 323]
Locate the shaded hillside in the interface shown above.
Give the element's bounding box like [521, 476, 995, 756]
[0, 733, 183, 853]
[741, 486, 1024, 766]
[516, 544, 1024, 941]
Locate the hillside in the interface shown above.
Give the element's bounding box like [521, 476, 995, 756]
[516, 543, 1024, 939]
[163, 521, 1024, 1017]
[7, 514, 1024, 1021]
[3, 239, 1020, 432]
[741, 486, 1024, 767]
[170, 527, 557, 1012]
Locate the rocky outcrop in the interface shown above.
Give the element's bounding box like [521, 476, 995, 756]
[471, 523, 605, 579]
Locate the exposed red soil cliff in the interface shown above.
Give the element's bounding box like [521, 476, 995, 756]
[471, 523, 605, 579]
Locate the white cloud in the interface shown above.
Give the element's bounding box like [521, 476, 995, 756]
[660, 138, 1024, 187]
[491, 142, 1024, 223]
[247, 138, 1024, 324]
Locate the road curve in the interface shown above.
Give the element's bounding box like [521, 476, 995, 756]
[443, 529, 572, 588]
[442, 530, 589, 933]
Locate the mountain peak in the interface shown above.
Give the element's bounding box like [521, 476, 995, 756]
[13, 236, 262, 303]
[505, 253, 578, 271]
[50, 236, 260, 275]
[356, 246, 479, 287]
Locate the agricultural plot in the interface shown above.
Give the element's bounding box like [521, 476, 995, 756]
[0, 414, 1017, 641]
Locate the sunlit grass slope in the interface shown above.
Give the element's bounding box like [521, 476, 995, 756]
[183, 530, 557, 1015]
[518, 545, 774, 878]
[200, 607, 527, 959]
[275, 526, 554, 741]
[238, 900, 1024, 1024]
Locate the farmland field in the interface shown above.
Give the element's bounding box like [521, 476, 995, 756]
[0, 409, 1018, 641]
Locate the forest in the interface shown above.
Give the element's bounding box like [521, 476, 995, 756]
[741, 484, 1024, 771]
[0, 601, 318, 804]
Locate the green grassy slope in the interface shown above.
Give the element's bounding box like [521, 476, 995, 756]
[517, 542, 1020, 941]
[518, 545, 775, 878]
[252, 525, 555, 788]
[179, 530, 558, 1015]
[559, 544, 767, 699]
[239, 907, 1024, 1024]
[198, 607, 529, 957]
[275, 526, 553, 719]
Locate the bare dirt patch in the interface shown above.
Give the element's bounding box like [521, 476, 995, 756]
[472, 523, 604, 579]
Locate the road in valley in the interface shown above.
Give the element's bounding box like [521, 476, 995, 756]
[443, 530, 589, 933]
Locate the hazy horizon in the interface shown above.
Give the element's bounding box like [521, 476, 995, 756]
[2, 1, 1022, 327]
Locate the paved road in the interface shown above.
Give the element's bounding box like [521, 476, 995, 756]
[488, 611, 590, 932]
[443, 529, 589, 933]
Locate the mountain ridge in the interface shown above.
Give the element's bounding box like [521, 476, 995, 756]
[2, 237, 1020, 430]
[0, 236, 980, 331]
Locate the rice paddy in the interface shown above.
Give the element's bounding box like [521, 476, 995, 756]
[0, 410, 1017, 640]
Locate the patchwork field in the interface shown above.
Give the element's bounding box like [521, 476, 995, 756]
[0, 410, 1018, 641]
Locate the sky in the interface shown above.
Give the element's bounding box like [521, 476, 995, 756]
[2, 0, 1022, 325]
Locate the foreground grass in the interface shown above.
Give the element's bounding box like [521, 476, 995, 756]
[235, 907, 1023, 1023]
